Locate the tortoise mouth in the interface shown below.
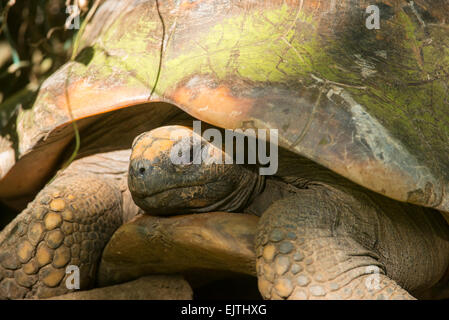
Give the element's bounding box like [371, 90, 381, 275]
[131, 182, 225, 216]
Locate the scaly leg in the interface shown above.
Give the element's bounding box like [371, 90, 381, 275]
[254, 187, 438, 300]
[0, 173, 123, 299]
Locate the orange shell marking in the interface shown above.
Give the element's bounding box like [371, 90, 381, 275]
[54, 78, 150, 121]
[172, 85, 253, 129]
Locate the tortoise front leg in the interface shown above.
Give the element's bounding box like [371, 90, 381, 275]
[255, 190, 418, 300]
[0, 172, 124, 299]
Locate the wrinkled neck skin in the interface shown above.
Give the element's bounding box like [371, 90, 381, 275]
[244, 177, 299, 217]
[200, 165, 301, 217]
[195, 165, 266, 214]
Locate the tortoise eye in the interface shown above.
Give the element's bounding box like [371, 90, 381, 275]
[179, 146, 194, 165]
[139, 167, 146, 175]
[182, 143, 197, 165]
[189, 146, 195, 163]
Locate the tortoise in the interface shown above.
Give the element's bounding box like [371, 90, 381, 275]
[0, 0, 449, 299]
[127, 124, 449, 300]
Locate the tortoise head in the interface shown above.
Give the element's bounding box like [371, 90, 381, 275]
[128, 125, 265, 215]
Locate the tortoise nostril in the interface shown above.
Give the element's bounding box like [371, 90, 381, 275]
[139, 167, 146, 175]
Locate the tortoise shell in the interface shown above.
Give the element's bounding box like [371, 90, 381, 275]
[0, 0, 448, 213]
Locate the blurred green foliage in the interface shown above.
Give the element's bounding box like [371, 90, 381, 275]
[0, 0, 92, 115]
